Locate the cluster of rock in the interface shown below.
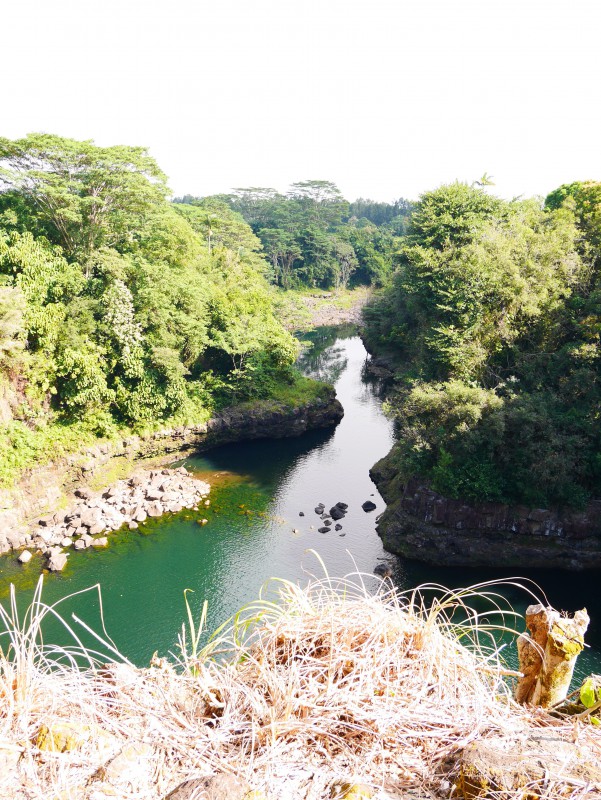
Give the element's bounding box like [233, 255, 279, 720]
[314, 501, 348, 533]
[15, 467, 210, 573]
[0, 388, 343, 553]
[311, 498, 377, 534]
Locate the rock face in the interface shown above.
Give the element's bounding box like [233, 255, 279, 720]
[371, 459, 601, 569]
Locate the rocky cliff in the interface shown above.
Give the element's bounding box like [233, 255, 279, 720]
[371, 449, 601, 570]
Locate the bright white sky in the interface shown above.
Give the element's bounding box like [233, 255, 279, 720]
[4, 0, 600, 203]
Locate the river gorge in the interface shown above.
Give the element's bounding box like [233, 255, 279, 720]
[1, 325, 600, 679]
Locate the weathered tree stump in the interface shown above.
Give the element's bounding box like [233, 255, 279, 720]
[515, 604, 589, 707]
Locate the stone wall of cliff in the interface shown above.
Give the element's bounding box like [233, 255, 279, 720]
[371, 449, 601, 570]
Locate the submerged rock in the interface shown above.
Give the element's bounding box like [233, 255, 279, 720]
[374, 563, 392, 578]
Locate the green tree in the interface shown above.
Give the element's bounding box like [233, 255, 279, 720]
[0, 133, 168, 263]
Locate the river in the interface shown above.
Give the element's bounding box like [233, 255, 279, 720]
[1, 325, 600, 678]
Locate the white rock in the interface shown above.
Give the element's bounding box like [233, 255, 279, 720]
[48, 552, 68, 572]
[18, 550, 32, 564]
[92, 537, 109, 548]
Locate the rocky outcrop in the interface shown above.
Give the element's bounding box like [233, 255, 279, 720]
[0, 390, 343, 553]
[371, 458, 601, 570]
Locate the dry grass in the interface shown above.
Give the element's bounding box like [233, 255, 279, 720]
[0, 568, 600, 799]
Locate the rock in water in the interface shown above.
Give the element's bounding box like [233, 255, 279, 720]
[374, 563, 392, 578]
[362, 500, 377, 512]
[330, 505, 346, 520]
[318, 527, 330, 533]
[48, 552, 68, 572]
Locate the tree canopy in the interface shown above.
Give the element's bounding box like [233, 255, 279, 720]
[365, 181, 601, 509]
[0, 134, 303, 481]
[177, 182, 413, 290]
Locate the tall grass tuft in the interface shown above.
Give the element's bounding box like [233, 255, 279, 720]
[0, 570, 598, 799]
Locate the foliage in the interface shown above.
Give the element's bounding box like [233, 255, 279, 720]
[368, 181, 601, 509]
[0, 133, 312, 483]
[177, 180, 412, 290]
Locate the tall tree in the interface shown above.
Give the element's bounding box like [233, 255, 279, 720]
[0, 133, 168, 262]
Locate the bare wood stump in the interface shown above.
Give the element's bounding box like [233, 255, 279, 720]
[515, 604, 589, 707]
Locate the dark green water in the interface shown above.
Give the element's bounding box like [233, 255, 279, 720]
[1, 325, 600, 680]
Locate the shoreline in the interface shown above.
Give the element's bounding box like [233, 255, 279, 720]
[0, 389, 343, 563]
[18, 466, 211, 573]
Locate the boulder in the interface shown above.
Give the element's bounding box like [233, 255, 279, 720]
[88, 521, 106, 536]
[80, 508, 102, 529]
[48, 552, 68, 572]
[92, 537, 109, 548]
[18, 550, 32, 564]
[61, 537, 73, 548]
[362, 501, 377, 512]
[318, 527, 330, 533]
[133, 507, 147, 523]
[330, 506, 346, 520]
[6, 529, 27, 548]
[147, 502, 163, 518]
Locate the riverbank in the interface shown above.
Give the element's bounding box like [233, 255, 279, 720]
[1, 575, 599, 800]
[360, 327, 601, 570]
[15, 467, 210, 573]
[371, 455, 601, 571]
[0, 387, 343, 556]
[276, 286, 372, 331]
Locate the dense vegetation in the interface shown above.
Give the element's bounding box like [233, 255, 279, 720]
[365, 181, 601, 509]
[177, 182, 412, 289]
[0, 134, 314, 483]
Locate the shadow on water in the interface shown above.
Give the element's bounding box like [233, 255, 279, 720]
[1, 324, 600, 681]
